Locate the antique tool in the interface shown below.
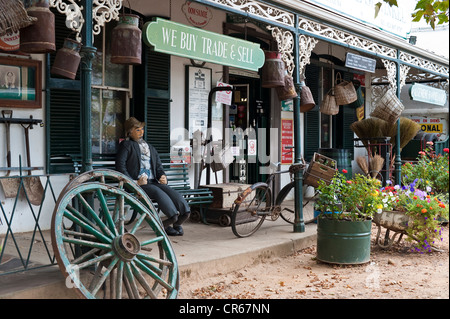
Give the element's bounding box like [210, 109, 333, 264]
[21, 120, 44, 206]
[0, 110, 20, 198]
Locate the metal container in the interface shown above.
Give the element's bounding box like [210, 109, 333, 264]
[261, 51, 285, 88]
[317, 217, 372, 264]
[51, 38, 82, 79]
[111, 14, 142, 65]
[20, 0, 55, 53]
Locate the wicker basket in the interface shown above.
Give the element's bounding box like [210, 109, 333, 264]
[320, 89, 339, 115]
[334, 73, 357, 105]
[370, 89, 404, 124]
[276, 73, 298, 101]
[304, 153, 338, 188]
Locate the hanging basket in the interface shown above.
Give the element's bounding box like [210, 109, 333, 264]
[276, 73, 297, 101]
[370, 89, 404, 124]
[348, 80, 364, 109]
[320, 89, 339, 115]
[261, 51, 285, 88]
[334, 73, 357, 105]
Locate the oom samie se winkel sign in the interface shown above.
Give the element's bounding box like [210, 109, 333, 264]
[144, 18, 265, 72]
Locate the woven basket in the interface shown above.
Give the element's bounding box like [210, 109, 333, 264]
[370, 89, 404, 124]
[300, 85, 315, 113]
[334, 73, 357, 105]
[320, 89, 339, 115]
[348, 80, 364, 109]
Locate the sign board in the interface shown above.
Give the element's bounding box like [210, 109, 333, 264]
[410, 117, 444, 133]
[248, 139, 257, 156]
[281, 118, 294, 164]
[215, 81, 233, 105]
[345, 53, 376, 73]
[144, 18, 265, 71]
[186, 66, 211, 138]
[182, 1, 213, 28]
[409, 83, 447, 106]
[0, 32, 19, 51]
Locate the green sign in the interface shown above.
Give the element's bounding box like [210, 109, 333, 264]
[409, 83, 447, 106]
[144, 18, 265, 71]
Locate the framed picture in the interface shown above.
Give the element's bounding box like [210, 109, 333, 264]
[0, 56, 42, 108]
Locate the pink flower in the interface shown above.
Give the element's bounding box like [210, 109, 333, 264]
[426, 141, 434, 146]
[419, 151, 426, 156]
[342, 169, 348, 174]
[444, 148, 449, 153]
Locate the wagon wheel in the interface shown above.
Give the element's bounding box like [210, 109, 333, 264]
[51, 182, 179, 299]
[62, 169, 157, 225]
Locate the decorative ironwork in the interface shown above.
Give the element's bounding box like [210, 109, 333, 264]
[49, 0, 123, 42]
[298, 34, 318, 78]
[206, 0, 295, 27]
[49, 0, 84, 42]
[399, 52, 449, 77]
[267, 26, 295, 76]
[298, 17, 397, 59]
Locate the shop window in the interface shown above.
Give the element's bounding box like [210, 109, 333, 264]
[92, 22, 130, 155]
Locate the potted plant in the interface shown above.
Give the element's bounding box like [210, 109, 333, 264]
[315, 169, 383, 264]
[376, 180, 448, 252]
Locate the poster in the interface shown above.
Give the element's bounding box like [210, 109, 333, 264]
[281, 118, 294, 164]
[186, 66, 211, 138]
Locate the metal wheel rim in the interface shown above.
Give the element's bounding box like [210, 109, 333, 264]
[51, 182, 179, 299]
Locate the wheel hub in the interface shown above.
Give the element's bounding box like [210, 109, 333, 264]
[113, 233, 141, 261]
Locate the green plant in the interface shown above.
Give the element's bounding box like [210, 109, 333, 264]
[402, 142, 449, 194]
[316, 170, 383, 221]
[379, 181, 449, 252]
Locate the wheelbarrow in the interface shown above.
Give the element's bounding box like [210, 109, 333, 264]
[373, 211, 444, 252]
[51, 169, 179, 299]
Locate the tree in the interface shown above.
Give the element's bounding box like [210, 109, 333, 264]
[376, 0, 449, 29]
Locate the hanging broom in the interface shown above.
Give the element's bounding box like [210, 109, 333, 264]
[369, 154, 385, 178]
[388, 117, 421, 150]
[356, 156, 369, 176]
[350, 118, 389, 147]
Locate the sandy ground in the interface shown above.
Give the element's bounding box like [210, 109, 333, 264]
[178, 224, 449, 299]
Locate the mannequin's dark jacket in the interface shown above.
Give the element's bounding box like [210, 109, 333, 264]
[115, 139, 165, 181]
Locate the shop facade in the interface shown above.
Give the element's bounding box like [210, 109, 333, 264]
[0, 0, 449, 235]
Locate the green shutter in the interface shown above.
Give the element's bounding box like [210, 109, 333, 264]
[47, 9, 81, 173]
[143, 48, 171, 154]
[304, 64, 320, 162]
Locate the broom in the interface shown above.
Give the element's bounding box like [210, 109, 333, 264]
[369, 154, 385, 178]
[389, 117, 421, 150]
[350, 118, 388, 147]
[356, 156, 369, 176]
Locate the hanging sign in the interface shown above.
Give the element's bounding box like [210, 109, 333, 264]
[345, 53, 376, 73]
[144, 18, 265, 71]
[410, 117, 444, 133]
[215, 81, 233, 105]
[409, 83, 447, 106]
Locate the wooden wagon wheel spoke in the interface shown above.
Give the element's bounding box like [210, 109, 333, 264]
[52, 180, 179, 299]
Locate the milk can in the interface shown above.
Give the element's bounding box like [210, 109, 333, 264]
[20, 0, 55, 53]
[261, 51, 285, 88]
[51, 38, 82, 79]
[111, 14, 142, 65]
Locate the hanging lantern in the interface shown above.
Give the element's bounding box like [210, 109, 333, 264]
[111, 14, 142, 65]
[20, 0, 55, 53]
[261, 51, 285, 88]
[51, 38, 82, 80]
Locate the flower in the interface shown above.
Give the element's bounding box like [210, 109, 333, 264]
[379, 182, 449, 253]
[316, 170, 382, 221]
[402, 142, 449, 194]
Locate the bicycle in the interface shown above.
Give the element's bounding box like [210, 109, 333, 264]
[230, 157, 318, 238]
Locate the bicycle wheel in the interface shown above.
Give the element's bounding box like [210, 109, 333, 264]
[276, 182, 316, 225]
[231, 183, 271, 238]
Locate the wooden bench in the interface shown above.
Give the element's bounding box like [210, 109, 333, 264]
[60, 152, 213, 223]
